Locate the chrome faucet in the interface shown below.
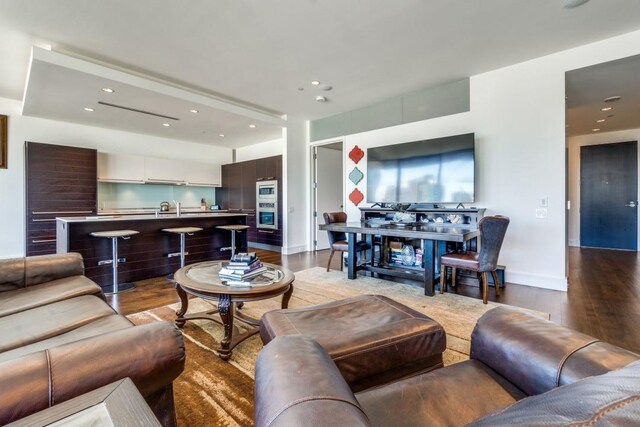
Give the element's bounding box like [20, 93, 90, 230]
[173, 200, 181, 217]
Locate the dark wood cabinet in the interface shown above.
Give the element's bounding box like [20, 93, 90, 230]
[25, 142, 97, 256]
[256, 156, 279, 181]
[220, 155, 282, 247]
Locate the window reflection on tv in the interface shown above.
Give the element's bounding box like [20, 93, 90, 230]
[366, 133, 475, 204]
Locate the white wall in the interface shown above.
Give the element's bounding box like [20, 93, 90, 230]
[0, 96, 232, 258]
[336, 29, 640, 291]
[283, 117, 309, 254]
[567, 128, 640, 247]
[235, 138, 284, 162]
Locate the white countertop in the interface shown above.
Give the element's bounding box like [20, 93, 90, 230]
[57, 212, 246, 223]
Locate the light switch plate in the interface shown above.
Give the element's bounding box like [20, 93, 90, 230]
[540, 197, 548, 207]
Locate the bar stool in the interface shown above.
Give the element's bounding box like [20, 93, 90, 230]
[162, 227, 203, 274]
[216, 225, 250, 257]
[90, 229, 139, 294]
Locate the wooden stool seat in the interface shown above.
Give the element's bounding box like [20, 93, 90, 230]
[90, 230, 139, 239]
[216, 225, 250, 231]
[162, 227, 203, 234]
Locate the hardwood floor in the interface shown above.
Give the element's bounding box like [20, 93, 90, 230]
[107, 246, 640, 353]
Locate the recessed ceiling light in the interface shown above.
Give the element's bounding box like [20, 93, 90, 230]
[604, 96, 621, 103]
[249, 124, 256, 128]
[596, 119, 606, 123]
[84, 107, 94, 112]
[101, 88, 114, 93]
[311, 80, 321, 86]
[189, 109, 199, 113]
[562, 0, 590, 8]
[219, 134, 225, 137]
[316, 95, 327, 102]
[592, 128, 600, 132]
[162, 123, 171, 127]
[601, 107, 613, 111]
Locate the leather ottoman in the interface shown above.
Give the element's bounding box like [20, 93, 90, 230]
[259, 294, 446, 391]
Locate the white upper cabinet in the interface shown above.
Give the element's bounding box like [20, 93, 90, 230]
[144, 157, 186, 184]
[185, 161, 221, 187]
[98, 153, 221, 187]
[97, 153, 145, 183]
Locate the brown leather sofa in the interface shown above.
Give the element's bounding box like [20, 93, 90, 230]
[255, 306, 640, 426]
[0, 253, 185, 426]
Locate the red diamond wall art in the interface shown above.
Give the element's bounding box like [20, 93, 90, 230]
[348, 145, 364, 164]
[349, 188, 364, 206]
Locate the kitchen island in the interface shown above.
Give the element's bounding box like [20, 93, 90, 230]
[57, 213, 247, 291]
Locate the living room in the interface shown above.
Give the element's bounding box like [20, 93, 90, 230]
[2, 1, 640, 425]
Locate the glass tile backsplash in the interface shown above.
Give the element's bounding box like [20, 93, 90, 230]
[98, 182, 216, 210]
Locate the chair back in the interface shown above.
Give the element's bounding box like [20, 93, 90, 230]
[323, 212, 348, 245]
[478, 215, 510, 272]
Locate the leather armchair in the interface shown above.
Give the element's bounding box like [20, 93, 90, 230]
[255, 307, 640, 426]
[0, 253, 186, 426]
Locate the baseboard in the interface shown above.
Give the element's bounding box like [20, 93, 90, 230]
[568, 239, 580, 247]
[506, 271, 567, 291]
[248, 241, 282, 252]
[281, 244, 307, 255]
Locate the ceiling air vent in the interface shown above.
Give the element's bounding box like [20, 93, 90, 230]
[97, 101, 179, 121]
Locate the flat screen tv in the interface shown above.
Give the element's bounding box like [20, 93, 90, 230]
[366, 133, 475, 204]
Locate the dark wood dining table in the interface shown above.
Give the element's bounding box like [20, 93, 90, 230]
[318, 221, 479, 296]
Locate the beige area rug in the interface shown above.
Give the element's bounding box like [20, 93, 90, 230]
[128, 267, 548, 426]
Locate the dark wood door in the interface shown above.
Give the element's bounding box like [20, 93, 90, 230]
[25, 142, 97, 256]
[580, 141, 637, 250]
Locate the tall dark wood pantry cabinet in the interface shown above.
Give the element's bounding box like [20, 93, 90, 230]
[25, 142, 97, 256]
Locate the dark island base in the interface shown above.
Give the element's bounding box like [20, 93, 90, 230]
[57, 215, 247, 291]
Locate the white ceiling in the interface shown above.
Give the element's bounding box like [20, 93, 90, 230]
[1, 0, 640, 147]
[566, 54, 640, 137]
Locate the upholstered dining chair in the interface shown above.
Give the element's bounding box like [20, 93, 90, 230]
[323, 212, 371, 272]
[439, 215, 510, 304]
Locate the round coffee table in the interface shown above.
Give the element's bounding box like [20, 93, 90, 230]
[173, 260, 294, 360]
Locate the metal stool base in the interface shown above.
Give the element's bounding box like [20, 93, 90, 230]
[104, 282, 136, 295]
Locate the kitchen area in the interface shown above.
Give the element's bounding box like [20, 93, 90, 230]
[26, 141, 283, 292]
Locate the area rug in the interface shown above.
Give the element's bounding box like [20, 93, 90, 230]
[128, 267, 548, 426]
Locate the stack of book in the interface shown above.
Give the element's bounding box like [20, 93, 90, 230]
[219, 252, 267, 285]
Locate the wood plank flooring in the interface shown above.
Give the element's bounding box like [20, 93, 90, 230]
[107, 246, 640, 353]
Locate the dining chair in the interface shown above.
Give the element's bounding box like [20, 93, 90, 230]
[439, 215, 510, 304]
[323, 212, 371, 272]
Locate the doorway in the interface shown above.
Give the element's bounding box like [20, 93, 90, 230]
[312, 142, 344, 250]
[580, 141, 638, 250]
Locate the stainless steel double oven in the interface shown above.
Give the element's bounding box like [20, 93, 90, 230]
[256, 180, 278, 230]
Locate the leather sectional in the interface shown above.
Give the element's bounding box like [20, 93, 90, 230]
[0, 253, 185, 426]
[255, 306, 640, 426]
